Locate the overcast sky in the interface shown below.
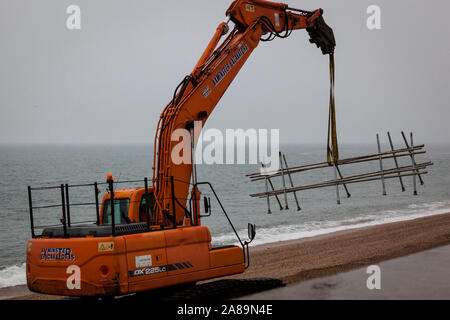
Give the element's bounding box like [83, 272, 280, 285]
[1, 0, 449, 145]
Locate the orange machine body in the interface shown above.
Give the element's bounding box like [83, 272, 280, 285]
[27, 188, 244, 297]
[27, 228, 244, 297]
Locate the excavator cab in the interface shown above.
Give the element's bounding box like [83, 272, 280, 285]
[99, 188, 155, 225]
[102, 197, 131, 224]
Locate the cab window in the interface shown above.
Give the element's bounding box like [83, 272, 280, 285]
[102, 198, 131, 224]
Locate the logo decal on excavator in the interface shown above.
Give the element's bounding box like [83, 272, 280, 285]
[130, 266, 166, 277]
[202, 85, 211, 98]
[129, 261, 194, 277]
[41, 248, 75, 261]
[212, 42, 248, 87]
[229, 43, 248, 67]
[212, 64, 231, 87]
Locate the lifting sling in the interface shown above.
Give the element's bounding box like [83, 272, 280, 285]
[327, 52, 339, 165]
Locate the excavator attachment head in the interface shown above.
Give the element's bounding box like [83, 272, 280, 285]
[307, 16, 336, 55]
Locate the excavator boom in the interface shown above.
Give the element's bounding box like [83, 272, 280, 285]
[153, 0, 336, 226]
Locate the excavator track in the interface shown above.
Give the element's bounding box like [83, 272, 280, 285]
[165, 278, 283, 300]
[119, 278, 284, 301]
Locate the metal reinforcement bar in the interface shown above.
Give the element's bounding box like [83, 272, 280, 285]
[252, 171, 429, 199]
[387, 131, 406, 192]
[248, 146, 425, 182]
[251, 170, 429, 199]
[248, 133, 432, 212]
[250, 162, 431, 198]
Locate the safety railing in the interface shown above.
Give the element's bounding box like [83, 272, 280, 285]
[27, 177, 151, 238]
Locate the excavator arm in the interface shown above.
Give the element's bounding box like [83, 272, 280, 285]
[226, 0, 335, 54]
[152, 0, 336, 226]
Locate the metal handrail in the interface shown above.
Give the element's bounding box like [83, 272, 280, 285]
[188, 181, 255, 268]
[27, 177, 151, 238]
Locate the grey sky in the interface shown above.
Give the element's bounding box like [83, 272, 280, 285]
[1, 0, 449, 144]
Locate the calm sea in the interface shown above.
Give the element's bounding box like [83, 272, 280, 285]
[0, 142, 449, 288]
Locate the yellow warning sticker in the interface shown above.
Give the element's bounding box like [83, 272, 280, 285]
[98, 241, 114, 252]
[245, 4, 255, 12]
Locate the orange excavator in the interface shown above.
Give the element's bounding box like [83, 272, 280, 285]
[26, 0, 336, 297]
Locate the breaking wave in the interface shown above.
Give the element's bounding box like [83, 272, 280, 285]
[211, 200, 450, 247]
[0, 263, 26, 289]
